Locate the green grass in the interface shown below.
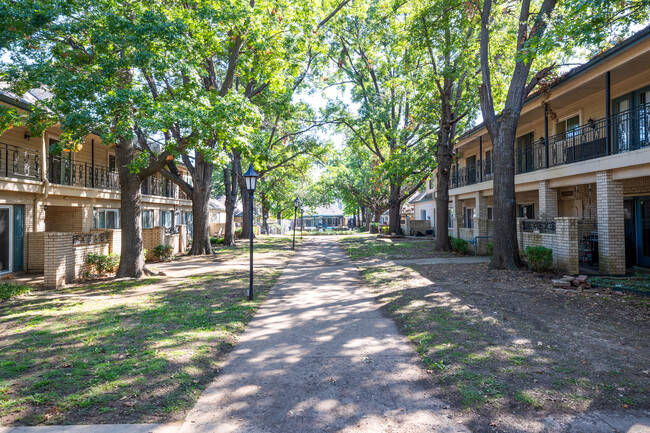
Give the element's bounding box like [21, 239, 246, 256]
[340, 236, 446, 260]
[0, 238, 293, 425]
[589, 272, 650, 294]
[0, 283, 31, 300]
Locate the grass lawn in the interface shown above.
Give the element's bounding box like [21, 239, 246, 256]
[210, 235, 302, 262]
[339, 235, 454, 260]
[353, 261, 650, 430]
[0, 238, 295, 426]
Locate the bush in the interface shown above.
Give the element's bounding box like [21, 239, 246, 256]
[380, 226, 390, 235]
[234, 227, 244, 239]
[450, 236, 469, 255]
[211, 236, 225, 245]
[487, 242, 493, 256]
[152, 244, 175, 261]
[370, 222, 380, 234]
[86, 253, 120, 275]
[525, 246, 553, 272]
[0, 283, 31, 300]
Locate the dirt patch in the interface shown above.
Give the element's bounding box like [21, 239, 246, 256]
[358, 262, 650, 432]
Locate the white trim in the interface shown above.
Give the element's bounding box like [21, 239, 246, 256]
[0, 205, 14, 275]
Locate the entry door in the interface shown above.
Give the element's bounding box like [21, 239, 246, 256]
[13, 205, 24, 272]
[637, 197, 650, 267]
[0, 206, 13, 274]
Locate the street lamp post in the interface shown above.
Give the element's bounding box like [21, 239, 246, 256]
[300, 206, 304, 240]
[244, 164, 258, 301]
[292, 197, 299, 250]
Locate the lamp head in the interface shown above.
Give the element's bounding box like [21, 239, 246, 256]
[243, 164, 258, 192]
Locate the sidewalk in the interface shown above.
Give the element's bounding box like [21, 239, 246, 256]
[178, 236, 469, 433]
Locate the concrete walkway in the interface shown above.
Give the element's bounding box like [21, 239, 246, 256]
[356, 255, 490, 268]
[178, 236, 468, 433]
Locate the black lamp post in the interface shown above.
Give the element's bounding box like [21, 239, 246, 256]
[244, 164, 258, 301]
[300, 205, 304, 240]
[292, 197, 300, 250]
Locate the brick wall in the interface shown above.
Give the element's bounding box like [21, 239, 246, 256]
[517, 217, 579, 274]
[26, 232, 44, 272]
[45, 206, 84, 232]
[43, 232, 110, 288]
[622, 176, 650, 195]
[596, 171, 625, 274]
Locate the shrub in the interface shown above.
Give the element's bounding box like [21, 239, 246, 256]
[487, 242, 493, 256]
[0, 283, 31, 300]
[234, 227, 244, 239]
[86, 253, 120, 275]
[370, 222, 380, 234]
[152, 244, 175, 261]
[380, 226, 390, 235]
[211, 236, 225, 245]
[450, 236, 469, 255]
[525, 246, 553, 272]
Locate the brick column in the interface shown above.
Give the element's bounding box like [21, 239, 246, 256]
[538, 180, 558, 219]
[554, 217, 579, 274]
[81, 205, 94, 232]
[596, 171, 625, 274]
[473, 192, 489, 254]
[451, 196, 463, 238]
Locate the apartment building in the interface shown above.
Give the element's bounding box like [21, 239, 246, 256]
[442, 25, 650, 274]
[0, 90, 193, 285]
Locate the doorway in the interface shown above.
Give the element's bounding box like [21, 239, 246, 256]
[636, 196, 650, 267]
[0, 206, 13, 274]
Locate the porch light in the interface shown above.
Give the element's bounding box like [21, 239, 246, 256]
[244, 164, 258, 192]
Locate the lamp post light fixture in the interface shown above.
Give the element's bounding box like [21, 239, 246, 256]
[300, 205, 304, 240]
[244, 164, 258, 301]
[292, 197, 300, 250]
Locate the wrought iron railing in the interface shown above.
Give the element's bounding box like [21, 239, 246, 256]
[72, 231, 109, 246]
[0, 143, 42, 180]
[141, 176, 190, 200]
[47, 155, 119, 190]
[521, 219, 556, 234]
[451, 104, 650, 189]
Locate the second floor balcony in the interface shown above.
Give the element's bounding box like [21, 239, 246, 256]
[0, 143, 189, 201]
[451, 103, 650, 189]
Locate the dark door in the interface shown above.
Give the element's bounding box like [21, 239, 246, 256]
[0, 208, 10, 273]
[637, 197, 650, 267]
[466, 156, 476, 184]
[624, 199, 636, 267]
[13, 205, 23, 272]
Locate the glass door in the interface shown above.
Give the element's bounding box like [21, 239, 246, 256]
[0, 206, 13, 274]
[636, 197, 650, 267]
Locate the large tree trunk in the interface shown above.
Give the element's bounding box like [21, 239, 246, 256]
[115, 142, 145, 278]
[187, 155, 213, 255]
[190, 178, 212, 254]
[490, 122, 524, 269]
[388, 183, 402, 235]
[223, 154, 239, 246]
[435, 132, 453, 251]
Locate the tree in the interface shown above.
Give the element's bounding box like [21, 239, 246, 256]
[327, 0, 437, 235]
[409, 0, 479, 250]
[476, 0, 650, 269]
[0, 0, 212, 277]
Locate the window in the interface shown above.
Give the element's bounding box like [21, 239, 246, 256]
[485, 150, 493, 177]
[556, 114, 580, 139]
[421, 209, 427, 220]
[142, 210, 154, 229]
[466, 155, 477, 184]
[95, 209, 120, 229]
[516, 132, 535, 173]
[159, 210, 173, 228]
[210, 212, 220, 224]
[428, 177, 434, 190]
[464, 208, 474, 228]
[487, 207, 493, 220]
[448, 210, 454, 229]
[109, 155, 116, 172]
[518, 204, 534, 219]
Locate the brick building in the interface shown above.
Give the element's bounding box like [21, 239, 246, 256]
[431, 25, 650, 274]
[0, 90, 193, 286]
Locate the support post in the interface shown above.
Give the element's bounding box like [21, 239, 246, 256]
[91, 139, 95, 188]
[606, 71, 611, 155]
[249, 191, 254, 301]
[292, 206, 297, 250]
[479, 136, 483, 182]
[544, 104, 549, 168]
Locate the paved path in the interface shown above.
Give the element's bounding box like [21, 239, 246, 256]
[178, 236, 468, 433]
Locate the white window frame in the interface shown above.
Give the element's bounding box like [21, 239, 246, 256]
[95, 208, 120, 229]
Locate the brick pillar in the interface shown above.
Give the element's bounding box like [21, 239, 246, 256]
[473, 192, 489, 254]
[34, 201, 46, 231]
[554, 217, 579, 274]
[451, 196, 463, 238]
[538, 180, 558, 219]
[44, 232, 73, 288]
[596, 171, 625, 274]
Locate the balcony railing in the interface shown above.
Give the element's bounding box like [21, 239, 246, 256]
[47, 155, 119, 190]
[451, 103, 650, 189]
[141, 176, 190, 200]
[0, 143, 42, 180]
